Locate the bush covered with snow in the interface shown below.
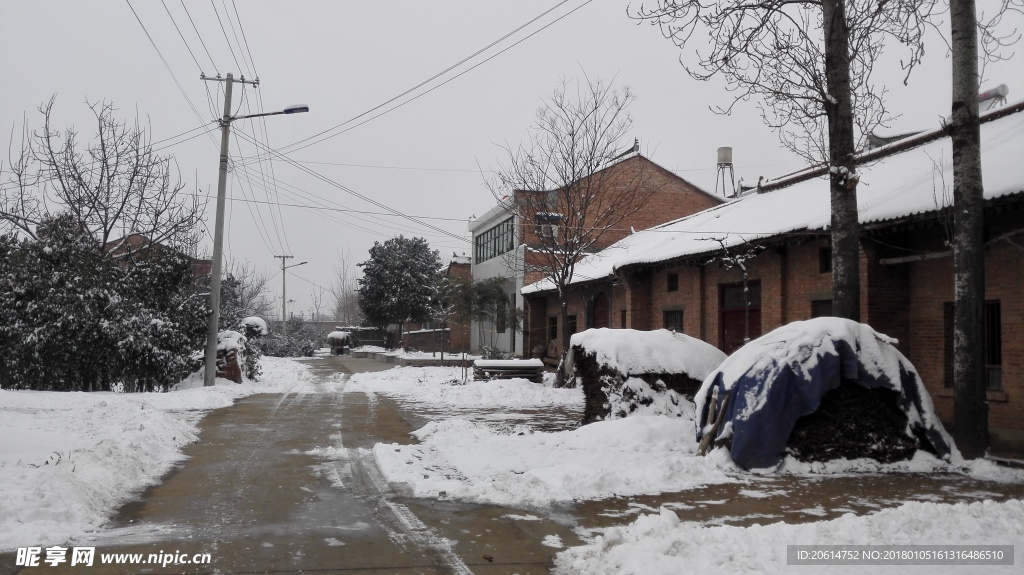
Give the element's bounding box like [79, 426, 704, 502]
[0, 215, 207, 392]
[568, 329, 727, 424]
[696, 318, 956, 470]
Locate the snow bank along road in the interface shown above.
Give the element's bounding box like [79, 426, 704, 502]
[1, 356, 577, 575]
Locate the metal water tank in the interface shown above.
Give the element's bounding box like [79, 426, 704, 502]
[717, 146, 733, 166]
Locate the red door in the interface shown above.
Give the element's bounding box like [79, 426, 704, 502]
[720, 282, 761, 354]
[592, 292, 610, 329]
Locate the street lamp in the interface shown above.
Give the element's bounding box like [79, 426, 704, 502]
[203, 73, 308, 387]
[281, 260, 307, 337]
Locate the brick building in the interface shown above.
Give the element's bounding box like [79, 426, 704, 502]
[402, 255, 473, 354]
[523, 102, 1024, 453]
[469, 152, 722, 356]
[104, 233, 212, 278]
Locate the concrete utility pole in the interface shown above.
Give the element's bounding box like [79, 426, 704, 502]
[275, 255, 307, 337]
[201, 73, 308, 386]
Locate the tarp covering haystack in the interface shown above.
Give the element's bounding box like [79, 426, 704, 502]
[695, 318, 957, 470]
[569, 328, 727, 424]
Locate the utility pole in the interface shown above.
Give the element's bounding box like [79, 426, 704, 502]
[276, 255, 293, 337]
[275, 255, 308, 337]
[203, 73, 250, 387]
[201, 73, 307, 386]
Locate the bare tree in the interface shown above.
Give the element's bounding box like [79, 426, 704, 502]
[331, 248, 362, 325]
[2, 98, 205, 254]
[489, 76, 658, 385]
[227, 259, 275, 320]
[945, 0, 1022, 458]
[634, 0, 939, 320]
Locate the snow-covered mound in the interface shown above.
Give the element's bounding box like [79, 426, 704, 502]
[696, 318, 956, 470]
[555, 499, 1024, 575]
[569, 329, 726, 424]
[371, 416, 735, 507]
[570, 328, 726, 378]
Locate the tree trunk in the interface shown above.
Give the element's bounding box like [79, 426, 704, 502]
[822, 0, 861, 321]
[950, 0, 988, 459]
[555, 286, 571, 387]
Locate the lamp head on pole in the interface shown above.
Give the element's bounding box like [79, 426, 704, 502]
[283, 105, 310, 114]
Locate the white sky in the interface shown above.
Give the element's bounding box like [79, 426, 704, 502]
[1, 1, 1021, 320]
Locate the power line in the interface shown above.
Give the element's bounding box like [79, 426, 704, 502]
[160, 0, 204, 73]
[124, 0, 219, 149]
[180, 0, 218, 72]
[230, 0, 260, 78]
[227, 163, 471, 242]
[277, 0, 590, 154]
[233, 131, 469, 243]
[194, 190, 473, 223]
[209, 0, 246, 75]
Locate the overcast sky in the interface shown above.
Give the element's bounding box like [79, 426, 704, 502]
[1, 1, 1021, 321]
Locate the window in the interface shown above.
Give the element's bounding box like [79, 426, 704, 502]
[568, 315, 578, 335]
[474, 217, 515, 264]
[620, 309, 627, 328]
[810, 299, 833, 318]
[667, 273, 679, 292]
[819, 247, 833, 273]
[548, 316, 558, 342]
[536, 212, 562, 243]
[664, 310, 683, 332]
[944, 301, 1001, 389]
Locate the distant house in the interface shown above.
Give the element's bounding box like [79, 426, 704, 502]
[469, 153, 723, 357]
[103, 233, 211, 278]
[402, 255, 472, 354]
[522, 101, 1024, 453]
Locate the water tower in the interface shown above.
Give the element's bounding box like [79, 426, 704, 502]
[715, 146, 736, 199]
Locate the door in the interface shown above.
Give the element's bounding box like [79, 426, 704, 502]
[591, 292, 610, 329]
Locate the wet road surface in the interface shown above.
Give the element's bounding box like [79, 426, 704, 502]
[4, 355, 1023, 574]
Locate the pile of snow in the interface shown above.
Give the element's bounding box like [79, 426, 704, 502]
[0, 357, 311, 551]
[696, 318, 957, 470]
[555, 499, 1024, 575]
[569, 328, 726, 423]
[216, 329, 245, 352]
[569, 328, 726, 379]
[348, 366, 579, 410]
[371, 415, 736, 508]
[239, 316, 268, 336]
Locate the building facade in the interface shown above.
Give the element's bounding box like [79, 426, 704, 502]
[523, 102, 1024, 452]
[469, 154, 722, 357]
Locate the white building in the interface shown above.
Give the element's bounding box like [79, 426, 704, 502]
[467, 204, 524, 356]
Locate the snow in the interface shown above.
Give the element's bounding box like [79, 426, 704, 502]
[240, 316, 268, 336]
[371, 416, 737, 507]
[347, 366, 577, 410]
[524, 103, 1024, 294]
[327, 330, 350, 340]
[0, 357, 312, 551]
[555, 499, 1024, 575]
[569, 328, 726, 379]
[474, 359, 544, 368]
[695, 318, 958, 469]
[216, 329, 245, 352]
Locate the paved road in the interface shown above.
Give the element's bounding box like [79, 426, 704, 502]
[5, 357, 576, 575]
[5, 356, 1024, 574]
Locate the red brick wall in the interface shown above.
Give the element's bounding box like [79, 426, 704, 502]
[907, 241, 1024, 450]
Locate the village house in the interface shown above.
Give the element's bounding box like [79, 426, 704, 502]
[522, 102, 1024, 453]
[468, 152, 723, 356]
[103, 233, 212, 278]
[401, 254, 473, 354]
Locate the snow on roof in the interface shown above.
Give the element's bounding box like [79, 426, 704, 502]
[524, 102, 1024, 294]
[569, 328, 726, 380]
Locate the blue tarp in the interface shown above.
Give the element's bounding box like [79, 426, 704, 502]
[696, 319, 954, 470]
